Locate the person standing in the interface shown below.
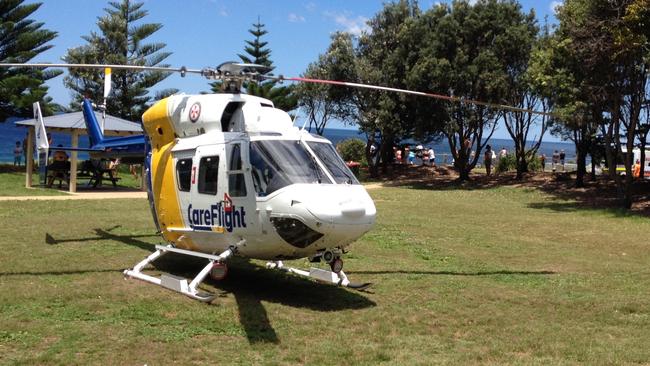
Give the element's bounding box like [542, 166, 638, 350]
[499, 147, 508, 159]
[428, 147, 435, 166]
[13, 141, 23, 166]
[22, 133, 29, 164]
[552, 150, 560, 172]
[484, 145, 493, 176]
[559, 149, 566, 171]
[633, 159, 641, 179]
[540, 154, 546, 172]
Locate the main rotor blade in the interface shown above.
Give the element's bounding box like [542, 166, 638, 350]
[0, 63, 202, 76]
[267, 75, 553, 117]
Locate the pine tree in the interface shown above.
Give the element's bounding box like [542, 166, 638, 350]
[0, 0, 61, 121]
[237, 17, 272, 68]
[211, 18, 297, 111]
[62, 0, 176, 121]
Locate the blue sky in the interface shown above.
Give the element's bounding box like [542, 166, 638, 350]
[33, 0, 561, 139]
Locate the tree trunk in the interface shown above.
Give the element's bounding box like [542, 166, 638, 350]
[575, 149, 586, 188]
[379, 138, 393, 175]
[516, 157, 528, 180]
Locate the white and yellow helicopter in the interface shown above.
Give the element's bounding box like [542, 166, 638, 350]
[4, 62, 381, 301]
[2, 61, 550, 302]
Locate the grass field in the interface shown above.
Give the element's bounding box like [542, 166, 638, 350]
[0, 166, 142, 196]
[1, 183, 650, 364]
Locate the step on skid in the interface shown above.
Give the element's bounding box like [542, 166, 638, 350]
[123, 240, 244, 302]
[266, 261, 372, 291]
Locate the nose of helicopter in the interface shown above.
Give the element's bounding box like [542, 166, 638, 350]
[287, 184, 376, 226]
[305, 187, 375, 224]
[266, 184, 376, 249]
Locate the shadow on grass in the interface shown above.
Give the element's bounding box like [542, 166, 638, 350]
[43, 226, 375, 344]
[45, 225, 157, 251]
[348, 269, 556, 276]
[0, 268, 123, 276]
[371, 165, 650, 218]
[153, 255, 375, 344]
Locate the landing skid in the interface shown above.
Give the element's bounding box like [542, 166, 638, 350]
[123, 241, 244, 302]
[266, 261, 371, 291]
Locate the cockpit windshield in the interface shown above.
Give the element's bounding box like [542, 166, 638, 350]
[306, 141, 360, 185]
[250, 140, 331, 196]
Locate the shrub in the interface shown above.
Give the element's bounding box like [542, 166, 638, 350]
[496, 154, 517, 173]
[527, 154, 542, 172]
[496, 153, 543, 173]
[336, 138, 367, 164]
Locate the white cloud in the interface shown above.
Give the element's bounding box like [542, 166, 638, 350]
[304, 2, 317, 12]
[324, 11, 370, 37]
[550, 0, 563, 14]
[219, 7, 228, 17]
[288, 13, 306, 23]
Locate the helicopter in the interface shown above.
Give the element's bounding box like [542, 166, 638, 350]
[2, 61, 551, 302]
[3, 62, 381, 301]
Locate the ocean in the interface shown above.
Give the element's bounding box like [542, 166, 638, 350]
[0, 120, 575, 164]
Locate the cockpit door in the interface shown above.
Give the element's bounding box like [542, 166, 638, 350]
[224, 139, 257, 234]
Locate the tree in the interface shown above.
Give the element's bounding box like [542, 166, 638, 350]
[62, 0, 176, 121]
[546, 0, 650, 205]
[499, 10, 544, 180]
[413, 0, 531, 180]
[0, 0, 61, 121]
[355, 0, 429, 177]
[211, 18, 297, 111]
[294, 32, 357, 135]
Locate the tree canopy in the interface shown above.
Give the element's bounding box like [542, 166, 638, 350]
[0, 0, 61, 121]
[62, 0, 175, 121]
[212, 18, 297, 111]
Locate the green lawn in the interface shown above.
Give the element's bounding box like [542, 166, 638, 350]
[1, 186, 649, 364]
[0, 167, 142, 196]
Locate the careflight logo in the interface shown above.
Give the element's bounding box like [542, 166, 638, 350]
[187, 193, 246, 232]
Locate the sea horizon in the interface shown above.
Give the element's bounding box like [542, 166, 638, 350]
[0, 121, 575, 164]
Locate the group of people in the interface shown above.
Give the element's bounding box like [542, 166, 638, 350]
[394, 145, 436, 166]
[538, 150, 566, 172]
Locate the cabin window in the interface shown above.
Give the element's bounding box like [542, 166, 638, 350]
[175, 158, 193, 192]
[198, 156, 219, 195]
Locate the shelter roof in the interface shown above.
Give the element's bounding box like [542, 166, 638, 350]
[14, 111, 142, 136]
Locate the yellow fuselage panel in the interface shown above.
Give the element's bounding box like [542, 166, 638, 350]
[142, 98, 195, 250]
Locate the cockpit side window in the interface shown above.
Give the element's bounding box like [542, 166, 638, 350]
[198, 156, 219, 195]
[228, 143, 246, 197]
[306, 142, 359, 184]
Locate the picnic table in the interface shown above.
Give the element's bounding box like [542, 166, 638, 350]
[78, 160, 121, 188]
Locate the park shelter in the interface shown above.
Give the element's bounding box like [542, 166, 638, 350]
[15, 111, 142, 193]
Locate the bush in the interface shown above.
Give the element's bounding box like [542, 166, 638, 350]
[496, 153, 543, 173]
[336, 138, 367, 164]
[496, 154, 517, 173]
[527, 154, 542, 172]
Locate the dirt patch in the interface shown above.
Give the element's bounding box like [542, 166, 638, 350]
[0, 191, 147, 201]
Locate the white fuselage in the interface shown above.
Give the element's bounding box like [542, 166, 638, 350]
[144, 93, 376, 260]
